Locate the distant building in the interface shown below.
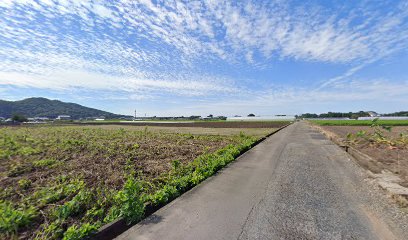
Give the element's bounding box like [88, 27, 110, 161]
[35, 117, 49, 121]
[56, 115, 71, 120]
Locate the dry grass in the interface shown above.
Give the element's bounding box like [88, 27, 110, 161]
[391, 194, 408, 208]
[320, 125, 408, 187]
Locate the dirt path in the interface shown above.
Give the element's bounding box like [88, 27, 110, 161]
[115, 122, 407, 240]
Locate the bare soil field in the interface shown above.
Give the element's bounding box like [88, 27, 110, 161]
[76, 125, 277, 138]
[0, 124, 282, 239]
[76, 121, 289, 128]
[320, 126, 408, 187]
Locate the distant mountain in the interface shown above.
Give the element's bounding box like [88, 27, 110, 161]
[0, 97, 130, 119]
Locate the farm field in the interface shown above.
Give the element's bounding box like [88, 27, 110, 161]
[317, 124, 408, 188]
[0, 123, 286, 239]
[75, 120, 289, 128]
[310, 119, 408, 126]
[75, 125, 277, 138]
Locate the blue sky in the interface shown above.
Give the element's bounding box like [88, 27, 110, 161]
[0, 0, 407, 116]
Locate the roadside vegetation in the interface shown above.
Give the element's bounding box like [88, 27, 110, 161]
[0, 125, 282, 239]
[344, 119, 408, 148]
[313, 119, 408, 197]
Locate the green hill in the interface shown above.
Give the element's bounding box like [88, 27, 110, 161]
[0, 97, 129, 119]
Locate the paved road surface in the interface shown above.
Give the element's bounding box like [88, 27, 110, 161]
[116, 122, 406, 240]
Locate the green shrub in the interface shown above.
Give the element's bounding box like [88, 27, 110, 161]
[84, 207, 105, 221]
[149, 185, 179, 205]
[36, 221, 64, 240]
[33, 178, 85, 205]
[33, 159, 58, 167]
[18, 146, 40, 156]
[0, 201, 37, 234]
[63, 223, 100, 240]
[53, 190, 92, 220]
[105, 177, 145, 224]
[18, 178, 32, 189]
[11, 114, 27, 123]
[171, 159, 181, 171]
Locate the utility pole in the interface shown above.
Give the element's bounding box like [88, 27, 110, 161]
[134, 109, 137, 120]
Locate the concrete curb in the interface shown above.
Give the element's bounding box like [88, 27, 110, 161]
[91, 123, 293, 240]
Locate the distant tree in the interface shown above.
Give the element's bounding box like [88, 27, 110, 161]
[384, 111, 408, 117]
[247, 113, 255, 117]
[189, 115, 201, 120]
[12, 114, 27, 122]
[298, 111, 370, 119]
[299, 113, 318, 118]
[207, 114, 213, 118]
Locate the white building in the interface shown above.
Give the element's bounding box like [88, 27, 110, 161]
[56, 115, 71, 120]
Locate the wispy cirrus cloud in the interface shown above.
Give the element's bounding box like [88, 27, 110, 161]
[2, 1, 407, 66]
[179, 78, 408, 116]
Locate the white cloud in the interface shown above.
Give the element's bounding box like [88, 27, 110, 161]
[0, 0, 407, 105]
[2, 0, 406, 66]
[3, 0, 408, 66]
[0, 68, 238, 97]
[183, 79, 408, 116]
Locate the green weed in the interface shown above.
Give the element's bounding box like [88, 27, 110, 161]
[18, 178, 32, 190]
[35, 220, 64, 240]
[52, 190, 92, 220]
[63, 222, 100, 240]
[0, 201, 37, 235]
[105, 177, 145, 224]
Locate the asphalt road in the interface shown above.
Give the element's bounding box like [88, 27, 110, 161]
[116, 122, 406, 240]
